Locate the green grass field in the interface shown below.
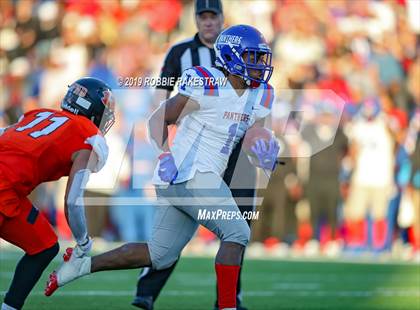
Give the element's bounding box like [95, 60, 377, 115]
[1, 250, 419, 310]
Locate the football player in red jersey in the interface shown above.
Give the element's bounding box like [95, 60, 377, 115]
[0, 77, 115, 310]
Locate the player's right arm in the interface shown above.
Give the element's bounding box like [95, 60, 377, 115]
[148, 67, 203, 183]
[63, 149, 100, 255]
[149, 67, 205, 152]
[148, 93, 199, 152]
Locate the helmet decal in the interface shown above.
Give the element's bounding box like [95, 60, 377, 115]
[69, 83, 88, 97]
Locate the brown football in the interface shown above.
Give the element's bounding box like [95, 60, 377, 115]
[242, 126, 273, 156]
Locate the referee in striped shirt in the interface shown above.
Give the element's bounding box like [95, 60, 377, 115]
[132, 1, 253, 309]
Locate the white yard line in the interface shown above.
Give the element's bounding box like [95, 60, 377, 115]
[0, 290, 419, 298]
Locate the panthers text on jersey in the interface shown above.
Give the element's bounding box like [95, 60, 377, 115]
[152, 66, 275, 185]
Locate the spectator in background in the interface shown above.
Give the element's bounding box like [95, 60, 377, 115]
[2, 57, 30, 122]
[254, 101, 303, 244]
[407, 56, 420, 115]
[370, 39, 404, 89]
[404, 61, 420, 251]
[302, 103, 348, 250]
[386, 112, 409, 252]
[344, 99, 395, 251]
[397, 108, 420, 256]
[7, 0, 39, 60]
[272, 3, 324, 87]
[88, 48, 117, 89]
[407, 129, 420, 255]
[345, 53, 377, 104]
[38, 13, 89, 108]
[318, 56, 353, 104]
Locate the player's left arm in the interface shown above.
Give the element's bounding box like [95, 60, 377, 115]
[63, 149, 100, 255]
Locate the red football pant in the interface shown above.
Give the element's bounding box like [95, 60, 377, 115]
[0, 196, 57, 255]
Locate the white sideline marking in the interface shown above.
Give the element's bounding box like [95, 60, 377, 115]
[0, 290, 419, 298]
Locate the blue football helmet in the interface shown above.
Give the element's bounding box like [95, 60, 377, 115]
[214, 24, 273, 86]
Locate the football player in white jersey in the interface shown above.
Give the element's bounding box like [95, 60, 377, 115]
[45, 25, 279, 310]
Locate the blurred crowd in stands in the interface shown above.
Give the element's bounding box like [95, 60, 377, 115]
[0, 0, 419, 258]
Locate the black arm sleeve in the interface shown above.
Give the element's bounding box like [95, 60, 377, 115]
[157, 47, 181, 92]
